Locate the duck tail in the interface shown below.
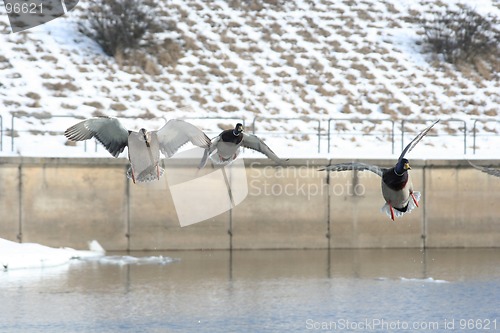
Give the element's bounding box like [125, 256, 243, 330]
[126, 165, 165, 183]
[380, 191, 421, 220]
[381, 203, 405, 219]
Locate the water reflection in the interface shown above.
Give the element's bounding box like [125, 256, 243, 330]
[1, 249, 499, 333]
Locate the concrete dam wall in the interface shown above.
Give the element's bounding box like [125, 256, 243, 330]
[0, 157, 499, 250]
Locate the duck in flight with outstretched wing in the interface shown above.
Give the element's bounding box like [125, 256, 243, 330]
[320, 120, 440, 220]
[468, 161, 500, 178]
[198, 123, 288, 169]
[65, 117, 210, 183]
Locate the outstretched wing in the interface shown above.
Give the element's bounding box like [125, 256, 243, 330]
[468, 161, 500, 178]
[399, 119, 440, 163]
[241, 132, 288, 165]
[156, 119, 211, 157]
[198, 136, 219, 169]
[319, 162, 384, 177]
[64, 117, 129, 157]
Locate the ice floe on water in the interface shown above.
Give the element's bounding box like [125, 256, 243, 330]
[400, 277, 449, 283]
[93, 255, 177, 266]
[0, 238, 176, 271]
[376, 276, 449, 283]
[0, 238, 104, 270]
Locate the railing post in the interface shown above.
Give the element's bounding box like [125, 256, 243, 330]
[327, 119, 332, 154]
[473, 119, 478, 155]
[470, 118, 500, 155]
[252, 116, 258, 135]
[401, 119, 406, 152]
[317, 119, 321, 153]
[463, 121, 467, 155]
[11, 114, 15, 152]
[0, 115, 3, 152]
[391, 120, 395, 155]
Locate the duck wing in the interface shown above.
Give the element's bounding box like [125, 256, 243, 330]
[319, 162, 384, 177]
[198, 136, 219, 169]
[398, 119, 439, 163]
[64, 117, 129, 157]
[156, 119, 211, 157]
[468, 161, 500, 177]
[241, 133, 288, 165]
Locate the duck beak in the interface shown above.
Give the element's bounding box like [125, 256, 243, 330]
[239, 125, 244, 132]
[404, 162, 411, 170]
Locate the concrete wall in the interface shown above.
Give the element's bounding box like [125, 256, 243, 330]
[0, 157, 499, 250]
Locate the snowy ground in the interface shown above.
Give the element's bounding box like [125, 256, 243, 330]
[0, 0, 498, 160]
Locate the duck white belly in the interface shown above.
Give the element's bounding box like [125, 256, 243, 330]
[211, 141, 241, 163]
[381, 181, 411, 209]
[380, 176, 420, 219]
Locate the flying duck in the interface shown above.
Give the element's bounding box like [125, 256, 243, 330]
[468, 161, 500, 177]
[198, 123, 288, 168]
[65, 117, 210, 183]
[320, 120, 440, 220]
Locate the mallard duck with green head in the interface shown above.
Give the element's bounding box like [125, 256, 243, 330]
[320, 120, 439, 220]
[198, 123, 288, 168]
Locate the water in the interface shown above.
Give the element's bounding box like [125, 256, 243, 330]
[1, 249, 499, 332]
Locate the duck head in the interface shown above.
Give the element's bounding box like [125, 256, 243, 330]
[233, 123, 244, 136]
[394, 158, 411, 176]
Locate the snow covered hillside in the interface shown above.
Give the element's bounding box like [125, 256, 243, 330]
[0, 0, 498, 159]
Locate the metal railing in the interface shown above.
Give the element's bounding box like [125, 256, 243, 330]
[252, 116, 322, 153]
[9, 113, 90, 152]
[179, 116, 246, 139]
[472, 119, 500, 155]
[327, 118, 395, 154]
[0, 115, 2, 151]
[3, 113, 499, 156]
[401, 118, 467, 154]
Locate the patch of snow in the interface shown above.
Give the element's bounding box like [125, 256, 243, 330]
[0, 0, 498, 159]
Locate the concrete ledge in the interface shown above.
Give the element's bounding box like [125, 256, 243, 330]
[0, 157, 499, 250]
